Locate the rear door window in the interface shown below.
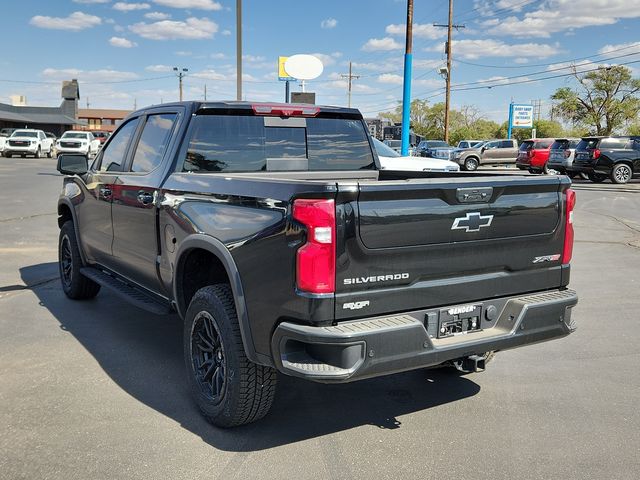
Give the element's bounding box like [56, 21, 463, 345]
[599, 138, 628, 149]
[519, 141, 534, 151]
[550, 140, 568, 150]
[183, 114, 374, 172]
[576, 139, 599, 151]
[536, 141, 552, 149]
[499, 140, 513, 148]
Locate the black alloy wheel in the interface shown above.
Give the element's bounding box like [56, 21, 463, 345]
[190, 311, 227, 403]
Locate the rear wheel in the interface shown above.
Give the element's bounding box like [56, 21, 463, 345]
[35, 147, 41, 158]
[59, 221, 100, 299]
[588, 172, 607, 183]
[611, 163, 632, 184]
[184, 284, 277, 428]
[464, 157, 479, 171]
[46, 146, 52, 158]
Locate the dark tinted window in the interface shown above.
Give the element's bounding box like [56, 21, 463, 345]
[131, 113, 177, 173]
[599, 138, 629, 149]
[427, 141, 449, 148]
[499, 140, 513, 148]
[519, 141, 534, 151]
[550, 140, 567, 150]
[183, 115, 374, 172]
[569, 140, 580, 148]
[99, 118, 139, 172]
[576, 139, 599, 150]
[633, 139, 640, 150]
[535, 140, 552, 149]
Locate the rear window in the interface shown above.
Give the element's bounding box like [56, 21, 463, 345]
[183, 115, 375, 172]
[534, 140, 552, 149]
[519, 141, 534, 151]
[576, 139, 600, 150]
[550, 140, 568, 150]
[599, 138, 629, 149]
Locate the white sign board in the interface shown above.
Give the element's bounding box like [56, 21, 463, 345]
[510, 104, 534, 128]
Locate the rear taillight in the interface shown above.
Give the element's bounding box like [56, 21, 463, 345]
[564, 150, 571, 159]
[593, 149, 601, 159]
[527, 150, 534, 158]
[292, 199, 335, 294]
[252, 103, 320, 117]
[562, 189, 576, 264]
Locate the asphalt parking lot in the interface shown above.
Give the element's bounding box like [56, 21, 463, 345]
[1, 158, 639, 480]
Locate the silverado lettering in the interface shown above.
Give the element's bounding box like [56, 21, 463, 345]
[344, 273, 410, 285]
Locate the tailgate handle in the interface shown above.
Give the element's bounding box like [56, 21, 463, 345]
[456, 187, 493, 203]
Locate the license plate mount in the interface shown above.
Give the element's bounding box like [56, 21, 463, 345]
[438, 304, 482, 338]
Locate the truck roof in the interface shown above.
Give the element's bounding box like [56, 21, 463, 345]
[128, 100, 362, 118]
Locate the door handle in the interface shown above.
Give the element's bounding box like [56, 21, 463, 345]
[99, 187, 112, 198]
[137, 191, 154, 205]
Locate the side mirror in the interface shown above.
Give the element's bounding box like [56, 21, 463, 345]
[57, 154, 88, 175]
[481, 146, 486, 152]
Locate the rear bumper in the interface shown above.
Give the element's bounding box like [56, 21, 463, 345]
[271, 289, 578, 383]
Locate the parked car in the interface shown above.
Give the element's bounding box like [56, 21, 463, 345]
[55, 100, 578, 427]
[417, 140, 455, 159]
[373, 138, 459, 172]
[383, 139, 416, 156]
[546, 138, 581, 176]
[91, 131, 110, 145]
[453, 139, 519, 171]
[3, 129, 54, 158]
[0, 127, 17, 137]
[456, 140, 483, 149]
[56, 131, 101, 157]
[515, 138, 555, 174]
[570, 136, 640, 184]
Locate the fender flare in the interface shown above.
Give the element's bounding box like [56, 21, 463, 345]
[57, 198, 87, 266]
[173, 234, 271, 366]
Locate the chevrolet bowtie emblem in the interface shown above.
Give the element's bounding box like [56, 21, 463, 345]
[451, 212, 494, 233]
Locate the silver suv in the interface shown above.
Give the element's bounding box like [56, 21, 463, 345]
[453, 139, 519, 171]
[546, 138, 580, 176]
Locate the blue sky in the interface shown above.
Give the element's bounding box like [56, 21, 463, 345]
[2, 0, 639, 123]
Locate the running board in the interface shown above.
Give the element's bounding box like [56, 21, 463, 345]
[80, 267, 172, 315]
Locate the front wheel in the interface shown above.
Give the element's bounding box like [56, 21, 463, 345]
[184, 284, 277, 428]
[611, 163, 632, 184]
[59, 221, 100, 299]
[464, 157, 479, 171]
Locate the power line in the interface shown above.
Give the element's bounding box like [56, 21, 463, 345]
[340, 62, 361, 107]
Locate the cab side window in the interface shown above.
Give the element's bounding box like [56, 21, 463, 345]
[98, 118, 140, 172]
[499, 140, 513, 148]
[130, 114, 177, 173]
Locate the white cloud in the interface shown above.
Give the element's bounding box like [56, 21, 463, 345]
[113, 2, 150, 11]
[362, 37, 403, 51]
[386, 23, 445, 40]
[514, 58, 529, 64]
[598, 41, 640, 55]
[129, 17, 218, 40]
[191, 70, 257, 82]
[321, 18, 337, 29]
[109, 36, 137, 48]
[376, 74, 440, 89]
[485, 0, 640, 38]
[30, 11, 102, 31]
[221, 29, 231, 35]
[545, 60, 598, 74]
[42, 68, 139, 83]
[377, 73, 403, 85]
[144, 11, 170, 20]
[427, 39, 561, 59]
[311, 52, 342, 67]
[152, 0, 222, 10]
[242, 54, 265, 62]
[145, 64, 173, 72]
[113, 24, 125, 32]
[175, 50, 192, 56]
[210, 52, 226, 59]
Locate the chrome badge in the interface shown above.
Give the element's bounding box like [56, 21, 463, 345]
[451, 212, 494, 233]
[532, 254, 561, 264]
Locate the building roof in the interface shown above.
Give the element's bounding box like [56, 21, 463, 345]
[78, 108, 132, 119]
[0, 102, 82, 125]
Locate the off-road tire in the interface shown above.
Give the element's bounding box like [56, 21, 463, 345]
[610, 163, 632, 184]
[184, 284, 277, 428]
[58, 221, 101, 299]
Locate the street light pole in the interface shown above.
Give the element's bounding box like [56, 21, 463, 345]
[236, 0, 242, 101]
[400, 0, 414, 156]
[173, 67, 188, 101]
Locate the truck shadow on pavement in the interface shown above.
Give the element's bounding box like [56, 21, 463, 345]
[25, 264, 481, 451]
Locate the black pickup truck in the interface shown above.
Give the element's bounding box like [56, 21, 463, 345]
[56, 101, 578, 427]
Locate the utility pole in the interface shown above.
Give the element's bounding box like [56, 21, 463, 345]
[204, 84, 207, 101]
[340, 62, 360, 108]
[236, 0, 242, 101]
[173, 67, 188, 101]
[400, 0, 413, 156]
[434, 0, 465, 143]
[86, 97, 90, 109]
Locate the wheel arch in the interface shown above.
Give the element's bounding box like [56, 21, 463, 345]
[57, 199, 87, 265]
[173, 234, 270, 366]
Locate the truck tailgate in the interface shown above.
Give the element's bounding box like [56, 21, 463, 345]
[335, 175, 570, 320]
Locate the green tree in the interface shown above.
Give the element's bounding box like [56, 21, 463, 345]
[550, 66, 640, 135]
[496, 119, 564, 141]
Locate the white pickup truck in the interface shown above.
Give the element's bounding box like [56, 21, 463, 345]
[56, 131, 101, 157]
[3, 129, 54, 158]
